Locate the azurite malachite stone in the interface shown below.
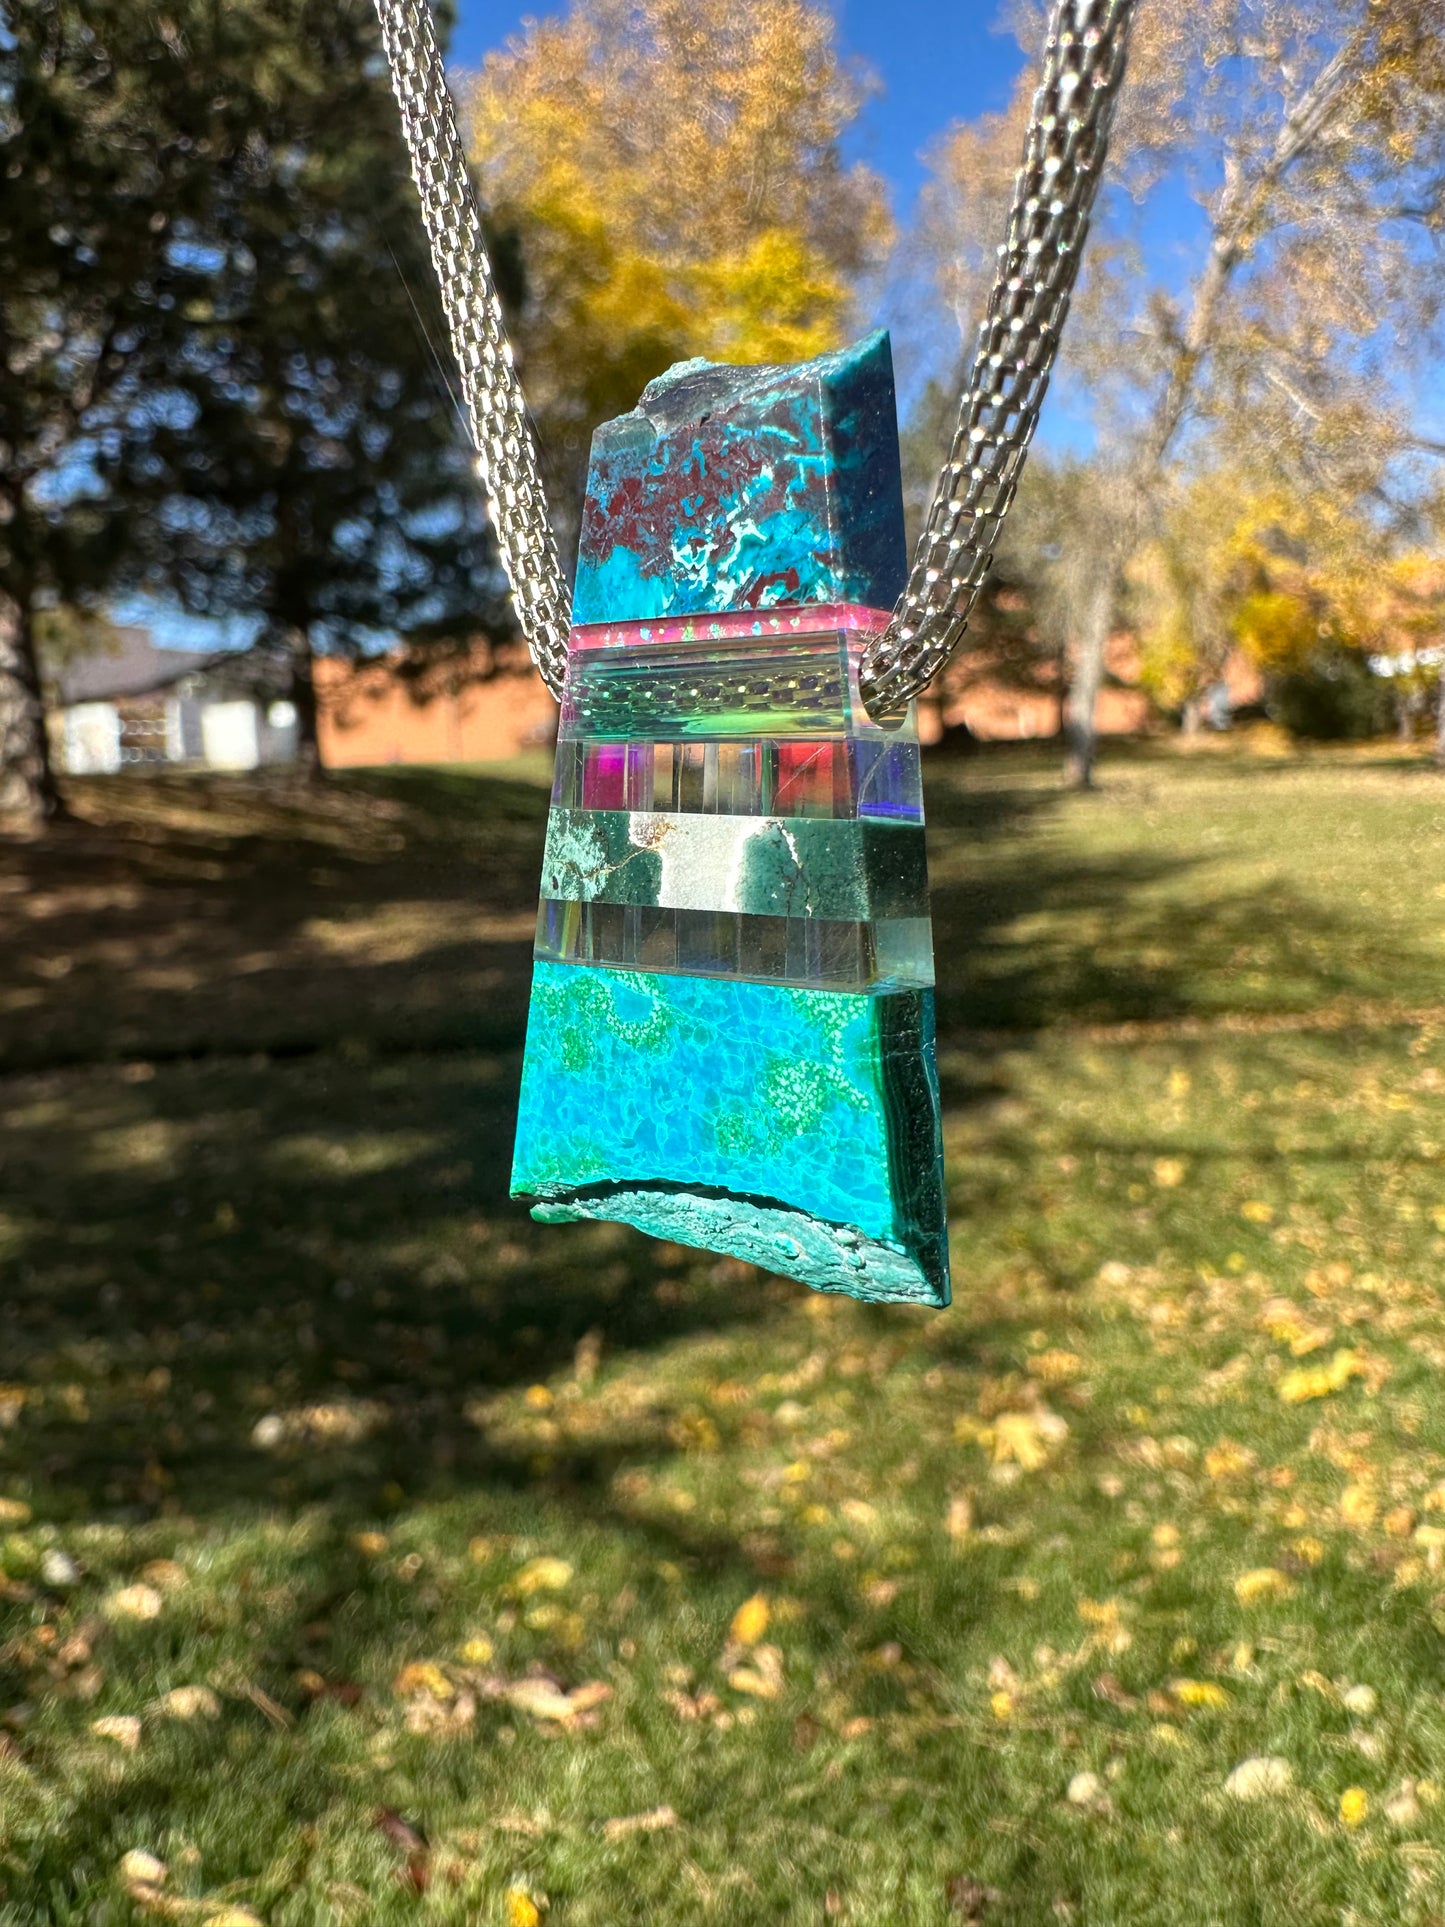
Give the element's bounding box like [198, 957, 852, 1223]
[510, 331, 950, 1307]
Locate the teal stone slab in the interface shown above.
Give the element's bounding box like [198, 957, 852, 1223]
[511, 961, 949, 1306]
[539, 810, 929, 922]
[574, 332, 906, 623]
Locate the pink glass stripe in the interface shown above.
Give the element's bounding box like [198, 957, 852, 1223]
[567, 602, 893, 654]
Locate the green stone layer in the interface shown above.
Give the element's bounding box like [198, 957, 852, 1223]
[540, 809, 928, 921]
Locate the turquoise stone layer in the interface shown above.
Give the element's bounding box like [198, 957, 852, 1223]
[574, 332, 906, 623]
[512, 963, 949, 1305]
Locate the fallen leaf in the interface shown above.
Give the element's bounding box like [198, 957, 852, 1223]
[506, 1677, 612, 1725]
[158, 1686, 220, 1721]
[946, 1494, 973, 1543]
[106, 1584, 163, 1622]
[991, 1410, 1067, 1472]
[1172, 1679, 1230, 1709]
[729, 1593, 770, 1646]
[1091, 1674, 1137, 1710]
[727, 1644, 784, 1701]
[0, 1497, 31, 1526]
[1225, 1756, 1293, 1800]
[1339, 1481, 1379, 1531]
[1153, 1158, 1186, 1188]
[373, 1807, 428, 1893]
[393, 1662, 453, 1702]
[1278, 1349, 1367, 1405]
[120, 1850, 168, 1886]
[602, 1805, 678, 1842]
[1339, 1786, 1370, 1827]
[514, 1557, 573, 1596]
[92, 1715, 142, 1750]
[1234, 1568, 1294, 1606]
[945, 1875, 1003, 1919]
[1066, 1770, 1107, 1810]
[506, 1890, 541, 1927]
[139, 1560, 188, 1593]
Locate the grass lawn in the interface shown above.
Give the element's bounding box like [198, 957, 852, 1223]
[1, 740, 1444, 1925]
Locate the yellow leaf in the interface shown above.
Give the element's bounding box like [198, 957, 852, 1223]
[506, 1892, 542, 1927]
[1291, 1536, 1326, 1566]
[523, 1385, 554, 1411]
[1339, 1484, 1378, 1530]
[457, 1635, 494, 1665]
[1153, 1158, 1186, 1188]
[727, 1644, 784, 1700]
[105, 1584, 163, 1622]
[1205, 1441, 1255, 1479]
[729, 1593, 770, 1646]
[119, 1851, 166, 1887]
[204, 1911, 264, 1927]
[92, 1715, 142, 1750]
[1234, 1567, 1294, 1606]
[514, 1556, 573, 1596]
[157, 1685, 221, 1721]
[351, 1531, 387, 1557]
[1278, 1349, 1365, 1404]
[393, 1662, 453, 1702]
[1028, 1350, 1084, 1386]
[1173, 1679, 1230, 1709]
[989, 1690, 1014, 1720]
[992, 1409, 1067, 1471]
[1241, 1200, 1274, 1223]
[1339, 1786, 1370, 1828]
[0, 1498, 31, 1526]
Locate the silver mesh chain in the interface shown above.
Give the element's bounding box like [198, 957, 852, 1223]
[371, 0, 1133, 712]
[371, 0, 571, 698]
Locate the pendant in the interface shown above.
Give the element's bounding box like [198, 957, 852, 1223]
[510, 332, 949, 1306]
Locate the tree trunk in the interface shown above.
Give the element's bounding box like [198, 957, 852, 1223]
[1062, 572, 1117, 790]
[288, 626, 322, 778]
[0, 590, 64, 825]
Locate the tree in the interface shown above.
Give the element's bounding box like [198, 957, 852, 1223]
[121, 0, 511, 771]
[921, 0, 1445, 784]
[1, 0, 508, 818]
[0, 0, 229, 820]
[461, 0, 892, 547]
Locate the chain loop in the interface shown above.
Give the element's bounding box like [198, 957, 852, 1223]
[371, 0, 1134, 711]
[371, 0, 571, 697]
[860, 0, 1134, 712]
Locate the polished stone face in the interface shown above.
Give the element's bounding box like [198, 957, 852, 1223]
[573, 330, 908, 623]
[511, 332, 950, 1307]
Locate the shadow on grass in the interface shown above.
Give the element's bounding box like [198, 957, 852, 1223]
[0, 751, 1428, 1579]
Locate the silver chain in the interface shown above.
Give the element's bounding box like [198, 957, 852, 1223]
[371, 0, 1133, 713]
[861, 0, 1134, 710]
[371, 0, 571, 698]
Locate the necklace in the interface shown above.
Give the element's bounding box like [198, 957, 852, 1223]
[372, 0, 1134, 1305]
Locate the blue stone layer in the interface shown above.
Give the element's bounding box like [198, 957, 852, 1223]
[573, 332, 907, 623]
[510, 961, 949, 1307]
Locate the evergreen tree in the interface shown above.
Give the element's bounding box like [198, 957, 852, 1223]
[124, 0, 510, 770]
[1, 0, 507, 819]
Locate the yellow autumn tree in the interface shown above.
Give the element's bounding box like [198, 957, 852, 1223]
[461, 0, 891, 542]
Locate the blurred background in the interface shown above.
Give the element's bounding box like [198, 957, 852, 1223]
[3, 5, 1445, 1923]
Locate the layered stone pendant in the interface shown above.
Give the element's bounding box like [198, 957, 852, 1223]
[510, 332, 949, 1306]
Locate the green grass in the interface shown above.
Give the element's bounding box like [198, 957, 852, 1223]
[1, 741, 1444, 1925]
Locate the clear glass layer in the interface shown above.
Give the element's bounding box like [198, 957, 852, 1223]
[535, 897, 934, 992]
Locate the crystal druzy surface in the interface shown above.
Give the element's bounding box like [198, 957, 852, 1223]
[511, 333, 950, 1306]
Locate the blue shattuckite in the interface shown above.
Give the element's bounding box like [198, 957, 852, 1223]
[510, 331, 950, 1307]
